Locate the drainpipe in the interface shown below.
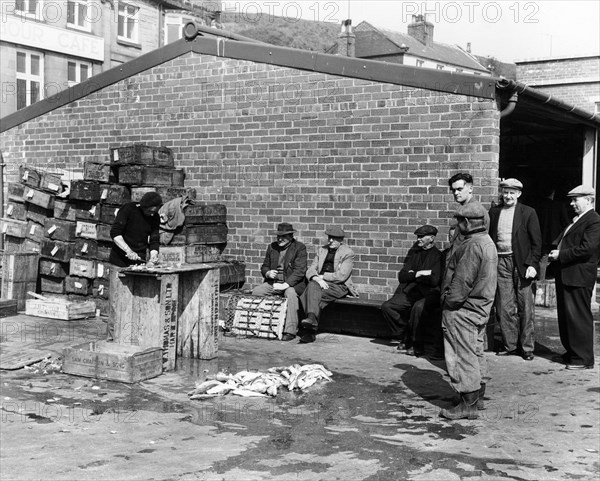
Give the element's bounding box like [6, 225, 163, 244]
[0, 151, 4, 251]
[496, 78, 518, 118]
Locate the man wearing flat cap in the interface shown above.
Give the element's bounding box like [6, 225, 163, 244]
[382, 224, 443, 356]
[110, 191, 163, 267]
[252, 223, 307, 341]
[549, 185, 600, 370]
[440, 202, 497, 420]
[489, 178, 542, 361]
[299, 226, 356, 343]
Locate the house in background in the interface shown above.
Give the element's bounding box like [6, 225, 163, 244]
[0, 0, 221, 117]
[327, 14, 489, 76]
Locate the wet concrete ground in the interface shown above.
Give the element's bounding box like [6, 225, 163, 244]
[1, 308, 599, 481]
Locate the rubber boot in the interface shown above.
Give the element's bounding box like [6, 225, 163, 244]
[452, 383, 485, 410]
[440, 390, 479, 420]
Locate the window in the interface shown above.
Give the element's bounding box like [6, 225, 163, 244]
[118, 2, 139, 43]
[16, 50, 44, 110]
[67, 0, 90, 31]
[67, 60, 91, 86]
[15, 0, 40, 16]
[416, 59, 424, 67]
[165, 14, 187, 44]
[436, 64, 444, 70]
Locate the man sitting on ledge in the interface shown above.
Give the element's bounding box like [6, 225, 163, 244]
[381, 224, 443, 355]
[299, 226, 356, 344]
[252, 222, 307, 342]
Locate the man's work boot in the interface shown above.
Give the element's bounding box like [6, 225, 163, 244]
[440, 390, 479, 420]
[452, 383, 485, 410]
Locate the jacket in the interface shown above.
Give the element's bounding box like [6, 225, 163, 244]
[397, 244, 443, 298]
[260, 239, 307, 295]
[441, 228, 498, 321]
[553, 209, 600, 288]
[306, 243, 357, 295]
[489, 202, 542, 278]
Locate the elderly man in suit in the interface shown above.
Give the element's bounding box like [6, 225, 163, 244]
[299, 226, 356, 343]
[252, 222, 307, 341]
[549, 185, 600, 370]
[489, 178, 542, 361]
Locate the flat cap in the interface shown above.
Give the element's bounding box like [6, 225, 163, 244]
[499, 178, 523, 190]
[454, 202, 487, 219]
[325, 226, 346, 238]
[567, 185, 595, 197]
[414, 224, 438, 236]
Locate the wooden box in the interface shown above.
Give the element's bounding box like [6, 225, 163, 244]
[1, 218, 28, 238]
[76, 221, 97, 240]
[26, 220, 45, 243]
[99, 204, 120, 225]
[69, 180, 102, 202]
[118, 166, 184, 186]
[1, 280, 38, 310]
[185, 224, 228, 244]
[70, 258, 96, 279]
[22, 239, 42, 254]
[75, 238, 98, 258]
[26, 297, 96, 320]
[131, 187, 156, 203]
[7, 183, 26, 202]
[41, 239, 75, 262]
[110, 144, 174, 168]
[102, 185, 131, 205]
[96, 261, 111, 280]
[19, 166, 41, 188]
[40, 275, 66, 293]
[97, 243, 112, 262]
[54, 199, 77, 221]
[96, 224, 112, 242]
[23, 187, 55, 210]
[84, 161, 115, 183]
[1, 252, 39, 284]
[219, 260, 246, 288]
[93, 296, 109, 317]
[5, 202, 27, 221]
[2, 235, 24, 254]
[39, 259, 69, 278]
[184, 204, 227, 224]
[156, 187, 197, 202]
[75, 202, 101, 222]
[230, 296, 287, 340]
[26, 203, 53, 225]
[92, 278, 110, 298]
[187, 244, 223, 263]
[0, 299, 18, 318]
[62, 340, 162, 383]
[40, 172, 63, 194]
[65, 276, 91, 295]
[157, 246, 185, 264]
[44, 218, 77, 242]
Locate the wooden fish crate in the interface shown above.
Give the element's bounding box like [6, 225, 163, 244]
[99, 204, 120, 225]
[118, 166, 185, 186]
[44, 218, 77, 242]
[157, 244, 223, 264]
[41, 239, 75, 262]
[184, 204, 227, 224]
[131, 187, 156, 202]
[8, 182, 26, 202]
[97, 244, 112, 262]
[5, 202, 27, 221]
[26, 221, 45, 243]
[23, 187, 55, 210]
[92, 278, 110, 298]
[65, 276, 91, 295]
[231, 296, 287, 340]
[62, 341, 162, 383]
[39, 259, 69, 278]
[69, 180, 102, 202]
[19, 166, 41, 188]
[40, 275, 65, 294]
[96, 261, 111, 280]
[1, 253, 40, 310]
[1, 218, 28, 238]
[84, 161, 115, 183]
[23, 239, 41, 254]
[0, 299, 18, 318]
[25, 296, 96, 320]
[110, 144, 174, 168]
[26, 203, 53, 225]
[2, 235, 24, 254]
[156, 187, 197, 202]
[76, 221, 97, 240]
[96, 224, 112, 242]
[70, 258, 96, 279]
[40, 172, 63, 194]
[185, 224, 228, 244]
[102, 184, 131, 205]
[75, 238, 98, 258]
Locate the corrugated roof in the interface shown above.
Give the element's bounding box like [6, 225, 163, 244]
[354, 21, 489, 72]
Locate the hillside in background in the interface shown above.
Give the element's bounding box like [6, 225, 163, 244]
[220, 12, 340, 51]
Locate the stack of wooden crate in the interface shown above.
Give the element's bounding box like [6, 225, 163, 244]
[0, 144, 234, 315]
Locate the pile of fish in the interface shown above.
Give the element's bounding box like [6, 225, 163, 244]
[188, 364, 333, 400]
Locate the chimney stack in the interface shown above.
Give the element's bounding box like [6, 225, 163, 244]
[407, 14, 433, 47]
[337, 19, 355, 57]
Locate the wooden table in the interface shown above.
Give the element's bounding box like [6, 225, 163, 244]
[110, 263, 220, 370]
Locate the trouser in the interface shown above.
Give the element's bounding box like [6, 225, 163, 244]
[252, 283, 300, 335]
[555, 274, 595, 366]
[442, 308, 490, 393]
[107, 265, 123, 341]
[409, 295, 443, 352]
[495, 255, 535, 353]
[381, 288, 416, 340]
[300, 280, 349, 328]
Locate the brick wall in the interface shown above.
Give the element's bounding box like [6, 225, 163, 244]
[517, 57, 600, 113]
[0, 52, 500, 300]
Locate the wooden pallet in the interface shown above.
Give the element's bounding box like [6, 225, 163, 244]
[231, 296, 287, 340]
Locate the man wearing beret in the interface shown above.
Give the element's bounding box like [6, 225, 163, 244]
[489, 178, 542, 361]
[299, 226, 356, 343]
[252, 223, 307, 341]
[440, 202, 497, 420]
[110, 191, 163, 267]
[549, 185, 600, 370]
[381, 224, 443, 355]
